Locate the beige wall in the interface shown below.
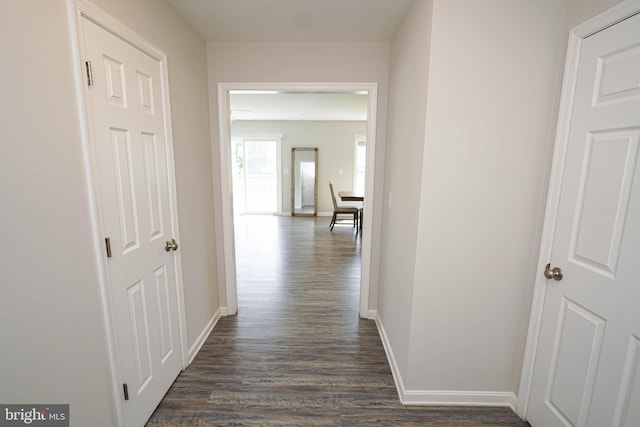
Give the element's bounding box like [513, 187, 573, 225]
[0, 0, 215, 424]
[207, 41, 390, 307]
[409, 0, 568, 394]
[231, 120, 367, 214]
[378, 0, 570, 400]
[377, 0, 434, 382]
[1, 1, 116, 424]
[565, 0, 625, 29]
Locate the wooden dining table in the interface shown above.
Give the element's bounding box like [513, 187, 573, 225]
[338, 191, 364, 202]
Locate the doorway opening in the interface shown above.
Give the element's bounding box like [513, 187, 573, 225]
[217, 83, 378, 318]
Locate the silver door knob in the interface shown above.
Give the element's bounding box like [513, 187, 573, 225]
[165, 238, 178, 252]
[544, 263, 563, 281]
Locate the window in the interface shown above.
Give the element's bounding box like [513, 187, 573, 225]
[354, 134, 366, 194]
[232, 135, 282, 214]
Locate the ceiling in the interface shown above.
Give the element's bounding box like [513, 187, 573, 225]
[230, 92, 368, 121]
[167, 0, 410, 121]
[167, 0, 412, 42]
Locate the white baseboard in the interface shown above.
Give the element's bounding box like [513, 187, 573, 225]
[402, 390, 517, 409]
[187, 308, 223, 365]
[366, 309, 377, 320]
[374, 314, 518, 411]
[375, 314, 405, 402]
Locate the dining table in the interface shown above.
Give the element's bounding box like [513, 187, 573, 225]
[337, 191, 364, 202]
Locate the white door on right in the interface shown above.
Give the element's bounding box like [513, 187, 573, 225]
[528, 12, 640, 427]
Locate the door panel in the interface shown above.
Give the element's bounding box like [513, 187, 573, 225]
[136, 71, 154, 113]
[546, 298, 606, 425]
[111, 128, 140, 253]
[104, 56, 127, 106]
[82, 17, 182, 426]
[594, 42, 640, 105]
[570, 130, 638, 277]
[613, 336, 640, 426]
[142, 133, 164, 240]
[128, 280, 153, 390]
[153, 264, 173, 360]
[528, 12, 640, 427]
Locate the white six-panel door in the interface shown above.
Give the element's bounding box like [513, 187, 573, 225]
[527, 12, 640, 427]
[82, 17, 182, 426]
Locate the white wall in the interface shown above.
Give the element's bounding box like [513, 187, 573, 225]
[231, 120, 367, 214]
[378, 0, 569, 402]
[377, 0, 434, 384]
[565, 0, 625, 29]
[410, 0, 568, 395]
[0, 0, 216, 424]
[207, 41, 389, 308]
[0, 1, 116, 424]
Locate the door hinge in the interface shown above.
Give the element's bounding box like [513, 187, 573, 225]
[105, 237, 112, 258]
[123, 383, 129, 401]
[85, 61, 93, 86]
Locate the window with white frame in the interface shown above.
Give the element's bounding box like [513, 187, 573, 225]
[354, 134, 366, 195]
[231, 135, 282, 215]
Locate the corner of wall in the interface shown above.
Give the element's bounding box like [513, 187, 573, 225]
[187, 307, 224, 364]
[374, 314, 406, 401]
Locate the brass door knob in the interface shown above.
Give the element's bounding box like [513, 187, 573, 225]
[544, 263, 563, 281]
[165, 238, 178, 252]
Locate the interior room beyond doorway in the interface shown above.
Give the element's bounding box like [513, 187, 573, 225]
[217, 84, 378, 318]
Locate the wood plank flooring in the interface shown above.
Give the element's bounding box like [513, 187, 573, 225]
[147, 216, 529, 426]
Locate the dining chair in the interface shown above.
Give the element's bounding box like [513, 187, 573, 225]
[328, 181, 359, 231]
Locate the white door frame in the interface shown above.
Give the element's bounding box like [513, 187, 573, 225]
[217, 82, 378, 318]
[68, 1, 189, 424]
[517, 0, 640, 419]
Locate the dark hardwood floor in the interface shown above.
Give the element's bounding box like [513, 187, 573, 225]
[147, 215, 529, 426]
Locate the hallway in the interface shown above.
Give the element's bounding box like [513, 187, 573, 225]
[147, 216, 528, 426]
